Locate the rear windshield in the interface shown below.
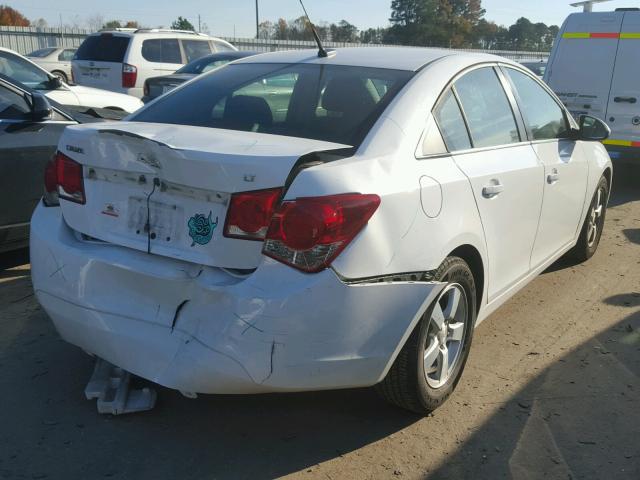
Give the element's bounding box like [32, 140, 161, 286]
[75, 34, 130, 62]
[28, 48, 57, 58]
[132, 63, 413, 146]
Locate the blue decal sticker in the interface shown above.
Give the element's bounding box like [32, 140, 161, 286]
[187, 211, 218, 247]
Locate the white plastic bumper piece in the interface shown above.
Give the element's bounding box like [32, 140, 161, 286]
[30, 204, 443, 394]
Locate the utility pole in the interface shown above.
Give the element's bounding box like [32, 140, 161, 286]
[198, 14, 201, 32]
[255, 0, 259, 38]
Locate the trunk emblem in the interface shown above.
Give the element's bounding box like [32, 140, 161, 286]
[188, 212, 218, 247]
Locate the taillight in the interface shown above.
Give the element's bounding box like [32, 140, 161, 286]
[224, 188, 283, 240]
[55, 151, 85, 204]
[263, 193, 380, 273]
[122, 63, 137, 88]
[43, 159, 59, 206]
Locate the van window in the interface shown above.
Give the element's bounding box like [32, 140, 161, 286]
[75, 35, 130, 62]
[454, 67, 520, 148]
[141, 39, 182, 64]
[182, 40, 212, 62]
[212, 40, 235, 52]
[505, 68, 569, 140]
[433, 89, 472, 151]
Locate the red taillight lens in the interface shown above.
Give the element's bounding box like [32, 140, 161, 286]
[55, 151, 85, 204]
[224, 188, 283, 240]
[122, 63, 137, 88]
[263, 193, 381, 273]
[44, 159, 57, 193]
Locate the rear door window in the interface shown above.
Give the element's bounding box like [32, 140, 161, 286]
[182, 40, 213, 62]
[141, 39, 182, 64]
[75, 35, 130, 62]
[505, 68, 569, 140]
[454, 67, 520, 148]
[58, 49, 76, 62]
[433, 89, 472, 152]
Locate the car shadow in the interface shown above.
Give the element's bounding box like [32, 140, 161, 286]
[0, 247, 29, 272]
[427, 298, 639, 479]
[608, 162, 640, 208]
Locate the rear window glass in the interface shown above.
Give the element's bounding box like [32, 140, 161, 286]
[182, 40, 212, 62]
[142, 39, 182, 63]
[75, 34, 130, 62]
[27, 48, 57, 58]
[132, 63, 413, 147]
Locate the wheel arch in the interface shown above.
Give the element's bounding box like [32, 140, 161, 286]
[447, 244, 484, 316]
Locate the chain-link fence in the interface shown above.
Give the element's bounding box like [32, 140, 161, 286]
[0, 26, 549, 62]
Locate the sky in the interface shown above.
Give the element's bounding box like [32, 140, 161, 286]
[7, 0, 640, 37]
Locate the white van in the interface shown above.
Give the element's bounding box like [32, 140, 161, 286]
[72, 29, 236, 99]
[545, 8, 640, 158]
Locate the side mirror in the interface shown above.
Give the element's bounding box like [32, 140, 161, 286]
[578, 115, 611, 142]
[48, 76, 63, 90]
[31, 92, 53, 121]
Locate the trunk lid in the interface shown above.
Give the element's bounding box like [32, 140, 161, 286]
[58, 122, 350, 269]
[146, 74, 193, 100]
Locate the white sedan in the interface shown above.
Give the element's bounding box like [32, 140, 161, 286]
[0, 47, 142, 113]
[30, 47, 612, 414]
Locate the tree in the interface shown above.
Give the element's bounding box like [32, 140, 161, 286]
[34, 18, 48, 29]
[0, 5, 30, 26]
[171, 16, 195, 31]
[124, 20, 141, 29]
[330, 20, 358, 42]
[102, 20, 121, 30]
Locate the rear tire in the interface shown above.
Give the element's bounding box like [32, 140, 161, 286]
[568, 175, 608, 262]
[376, 256, 476, 415]
[51, 70, 67, 83]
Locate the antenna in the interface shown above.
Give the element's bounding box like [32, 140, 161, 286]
[298, 0, 329, 58]
[570, 0, 615, 13]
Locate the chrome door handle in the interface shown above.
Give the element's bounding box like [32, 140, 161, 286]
[482, 183, 504, 198]
[547, 172, 560, 184]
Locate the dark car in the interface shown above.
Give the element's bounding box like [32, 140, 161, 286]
[520, 61, 547, 79]
[0, 74, 125, 253]
[142, 51, 257, 103]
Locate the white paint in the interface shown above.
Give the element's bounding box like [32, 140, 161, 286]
[31, 49, 612, 395]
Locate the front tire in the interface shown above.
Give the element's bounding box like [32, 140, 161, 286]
[569, 175, 608, 262]
[376, 256, 476, 415]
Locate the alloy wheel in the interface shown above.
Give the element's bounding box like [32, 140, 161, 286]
[587, 186, 605, 248]
[424, 283, 468, 389]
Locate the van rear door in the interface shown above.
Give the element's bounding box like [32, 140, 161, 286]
[72, 33, 131, 93]
[605, 11, 640, 147]
[545, 12, 624, 120]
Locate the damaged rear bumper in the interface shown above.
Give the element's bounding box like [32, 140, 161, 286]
[31, 204, 443, 394]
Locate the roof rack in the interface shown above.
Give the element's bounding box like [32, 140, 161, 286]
[133, 28, 207, 36]
[570, 0, 614, 13]
[98, 27, 137, 32]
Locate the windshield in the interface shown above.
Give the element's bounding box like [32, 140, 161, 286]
[27, 48, 57, 58]
[132, 63, 413, 146]
[75, 34, 130, 62]
[0, 51, 51, 90]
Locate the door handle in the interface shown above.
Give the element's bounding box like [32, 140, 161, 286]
[547, 170, 560, 184]
[614, 96, 637, 104]
[482, 182, 504, 198]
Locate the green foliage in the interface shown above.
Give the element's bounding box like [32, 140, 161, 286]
[171, 16, 195, 31]
[257, 1, 559, 51]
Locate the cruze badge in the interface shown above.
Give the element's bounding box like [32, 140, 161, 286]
[187, 212, 218, 247]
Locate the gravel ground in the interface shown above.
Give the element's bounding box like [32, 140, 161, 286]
[0, 166, 638, 480]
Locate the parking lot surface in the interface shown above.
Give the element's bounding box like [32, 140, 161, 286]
[1, 166, 639, 480]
